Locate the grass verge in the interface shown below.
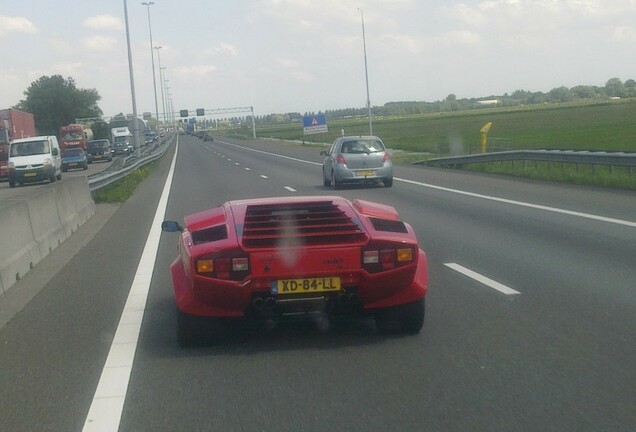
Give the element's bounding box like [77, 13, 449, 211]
[460, 161, 636, 190]
[93, 160, 161, 203]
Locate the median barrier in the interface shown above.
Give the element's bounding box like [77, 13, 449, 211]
[0, 200, 40, 295]
[0, 177, 95, 295]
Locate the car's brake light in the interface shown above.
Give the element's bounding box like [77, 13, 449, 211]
[195, 255, 250, 280]
[383, 152, 390, 163]
[336, 153, 347, 165]
[362, 244, 415, 273]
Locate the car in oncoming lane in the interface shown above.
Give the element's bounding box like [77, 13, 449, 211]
[162, 196, 427, 346]
[61, 148, 88, 172]
[321, 135, 393, 189]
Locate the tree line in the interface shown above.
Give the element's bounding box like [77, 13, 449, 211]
[254, 77, 636, 125]
[12, 74, 636, 133]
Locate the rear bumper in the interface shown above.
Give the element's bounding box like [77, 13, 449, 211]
[170, 249, 427, 318]
[334, 164, 393, 183]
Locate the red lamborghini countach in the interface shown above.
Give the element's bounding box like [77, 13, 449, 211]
[161, 196, 428, 346]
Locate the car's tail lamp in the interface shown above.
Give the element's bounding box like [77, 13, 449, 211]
[362, 245, 415, 273]
[382, 152, 390, 163]
[336, 153, 347, 165]
[195, 256, 249, 280]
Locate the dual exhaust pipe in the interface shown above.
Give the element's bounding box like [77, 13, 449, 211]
[252, 296, 277, 311]
[252, 292, 360, 311]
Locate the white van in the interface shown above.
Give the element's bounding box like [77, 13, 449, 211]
[8, 135, 62, 188]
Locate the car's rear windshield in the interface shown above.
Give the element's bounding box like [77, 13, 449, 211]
[88, 141, 109, 149]
[340, 139, 385, 154]
[62, 149, 84, 157]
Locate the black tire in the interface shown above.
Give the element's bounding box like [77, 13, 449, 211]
[323, 170, 330, 186]
[384, 177, 393, 187]
[50, 170, 57, 183]
[375, 298, 425, 334]
[331, 171, 341, 190]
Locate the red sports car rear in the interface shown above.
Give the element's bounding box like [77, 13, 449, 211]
[162, 196, 428, 346]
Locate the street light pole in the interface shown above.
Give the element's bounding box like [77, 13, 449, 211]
[154, 45, 166, 125]
[124, 0, 141, 157]
[159, 67, 167, 125]
[359, 8, 372, 136]
[142, 1, 160, 129]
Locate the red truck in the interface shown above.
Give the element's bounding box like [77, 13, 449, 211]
[0, 109, 36, 180]
[58, 124, 93, 152]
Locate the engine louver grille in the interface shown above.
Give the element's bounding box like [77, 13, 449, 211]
[242, 201, 367, 248]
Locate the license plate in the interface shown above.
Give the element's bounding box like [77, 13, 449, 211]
[356, 170, 375, 177]
[24, 173, 36, 177]
[272, 277, 341, 295]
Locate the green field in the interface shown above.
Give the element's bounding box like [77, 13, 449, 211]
[220, 99, 636, 189]
[250, 99, 636, 155]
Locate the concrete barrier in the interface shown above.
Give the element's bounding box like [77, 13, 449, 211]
[0, 177, 95, 295]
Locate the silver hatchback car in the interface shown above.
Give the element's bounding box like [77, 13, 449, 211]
[321, 136, 393, 189]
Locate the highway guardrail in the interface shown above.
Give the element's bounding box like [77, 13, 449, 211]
[87, 133, 175, 191]
[420, 150, 636, 174]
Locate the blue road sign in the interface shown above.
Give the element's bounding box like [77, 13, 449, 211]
[303, 114, 328, 135]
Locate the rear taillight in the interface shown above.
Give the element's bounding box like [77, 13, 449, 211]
[382, 152, 390, 163]
[335, 153, 347, 165]
[195, 256, 250, 280]
[362, 245, 414, 273]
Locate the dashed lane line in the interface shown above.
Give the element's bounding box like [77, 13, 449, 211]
[444, 263, 521, 295]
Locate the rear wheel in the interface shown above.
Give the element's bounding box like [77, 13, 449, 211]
[384, 177, 393, 187]
[375, 298, 425, 334]
[331, 171, 341, 190]
[323, 169, 330, 186]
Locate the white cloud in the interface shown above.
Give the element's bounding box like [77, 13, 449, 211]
[0, 16, 37, 37]
[202, 43, 239, 57]
[82, 36, 118, 51]
[612, 25, 636, 43]
[277, 58, 313, 82]
[176, 65, 217, 76]
[83, 15, 124, 31]
[51, 61, 83, 76]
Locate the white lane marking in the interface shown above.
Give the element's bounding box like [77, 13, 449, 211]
[82, 140, 179, 431]
[284, 186, 296, 192]
[235, 162, 240, 166]
[244, 167, 251, 171]
[398, 178, 636, 228]
[260, 175, 268, 179]
[444, 263, 521, 295]
[213, 139, 636, 229]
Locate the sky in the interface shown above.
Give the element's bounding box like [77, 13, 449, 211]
[3, 0, 636, 120]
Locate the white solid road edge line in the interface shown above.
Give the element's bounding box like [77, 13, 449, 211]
[444, 263, 521, 295]
[82, 140, 179, 432]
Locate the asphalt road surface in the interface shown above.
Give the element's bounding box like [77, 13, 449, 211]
[1, 134, 634, 431]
